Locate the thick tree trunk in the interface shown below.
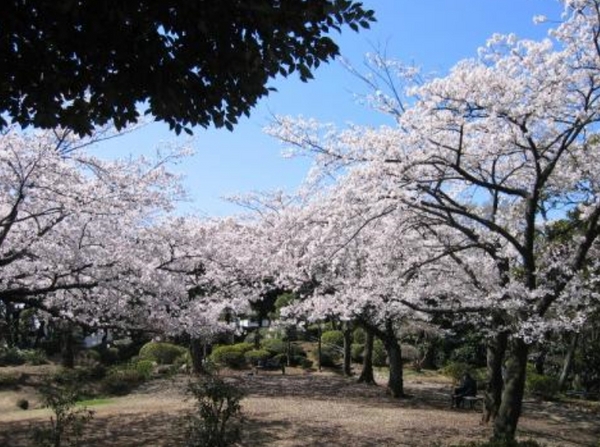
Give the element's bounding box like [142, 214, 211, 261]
[483, 331, 508, 424]
[342, 322, 352, 377]
[384, 335, 404, 398]
[357, 329, 376, 384]
[558, 332, 579, 391]
[493, 338, 529, 440]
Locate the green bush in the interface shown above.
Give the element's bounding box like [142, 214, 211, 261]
[373, 339, 387, 367]
[131, 359, 155, 379]
[138, 341, 187, 365]
[321, 330, 344, 348]
[244, 349, 271, 365]
[351, 343, 364, 363]
[353, 327, 366, 345]
[442, 361, 471, 382]
[101, 368, 145, 396]
[210, 346, 246, 369]
[22, 349, 48, 365]
[261, 338, 286, 355]
[0, 346, 25, 366]
[261, 339, 306, 360]
[526, 370, 559, 400]
[318, 346, 341, 368]
[33, 376, 94, 447]
[184, 376, 244, 447]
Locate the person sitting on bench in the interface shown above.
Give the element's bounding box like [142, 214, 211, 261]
[451, 372, 477, 408]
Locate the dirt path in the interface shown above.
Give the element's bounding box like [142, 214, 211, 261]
[1, 371, 598, 447]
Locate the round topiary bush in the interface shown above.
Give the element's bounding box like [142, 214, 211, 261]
[244, 349, 271, 365]
[210, 345, 247, 369]
[138, 342, 187, 365]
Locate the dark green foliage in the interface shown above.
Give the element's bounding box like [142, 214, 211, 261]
[32, 376, 94, 447]
[210, 344, 253, 369]
[138, 341, 187, 365]
[21, 348, 48, 365]
[0, 1, 374, 135]
[0, 346, 25, 366]
[244, 349, 271, 365]
[100, 368, 146, 396]
[442, 362, 471, 382]
[319, 346, 341, 367]
[351, 343, 364, 363]
[353, 327, 366, 344]
[321, 330, 344, 348]
[525, 368, 559, 400]
[260, 338, 307, 361]
[372, 339, 387, 367]
[184, 376, 244, 447]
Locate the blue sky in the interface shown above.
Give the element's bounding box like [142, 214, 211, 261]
[94, 0, 564, 217]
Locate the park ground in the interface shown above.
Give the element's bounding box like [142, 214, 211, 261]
[0, 366, 599, 447]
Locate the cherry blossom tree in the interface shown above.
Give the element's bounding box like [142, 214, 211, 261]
[266, 0, 600, 438]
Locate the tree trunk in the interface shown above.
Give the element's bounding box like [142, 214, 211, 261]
[357, 329, 376, 384]
[483, 331, 508, 424]
[384, 335, 404, 398]
[493, 338, 529, 440]
[558, 332, 579, 391]
[317, 324, 322, 372]
[61, 326, 75, 369]
[190, 337, 207, 375]
[343, 322, 352, 377]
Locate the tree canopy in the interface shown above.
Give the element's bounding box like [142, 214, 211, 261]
[0, 0, 374, 135]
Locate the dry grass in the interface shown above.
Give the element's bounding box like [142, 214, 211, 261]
[1, 367, 599, 447]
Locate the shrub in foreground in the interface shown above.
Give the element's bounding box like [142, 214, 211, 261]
[184, 376, 244, 447]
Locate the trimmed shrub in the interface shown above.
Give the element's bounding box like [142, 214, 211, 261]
[101, 368, 145, 396]
[244, 349, 270, 365]
[210, 346, 246, 369]
[138, 342, 187, 365]
[321, 330, 344, 348]
[131, 359, 154, 379]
